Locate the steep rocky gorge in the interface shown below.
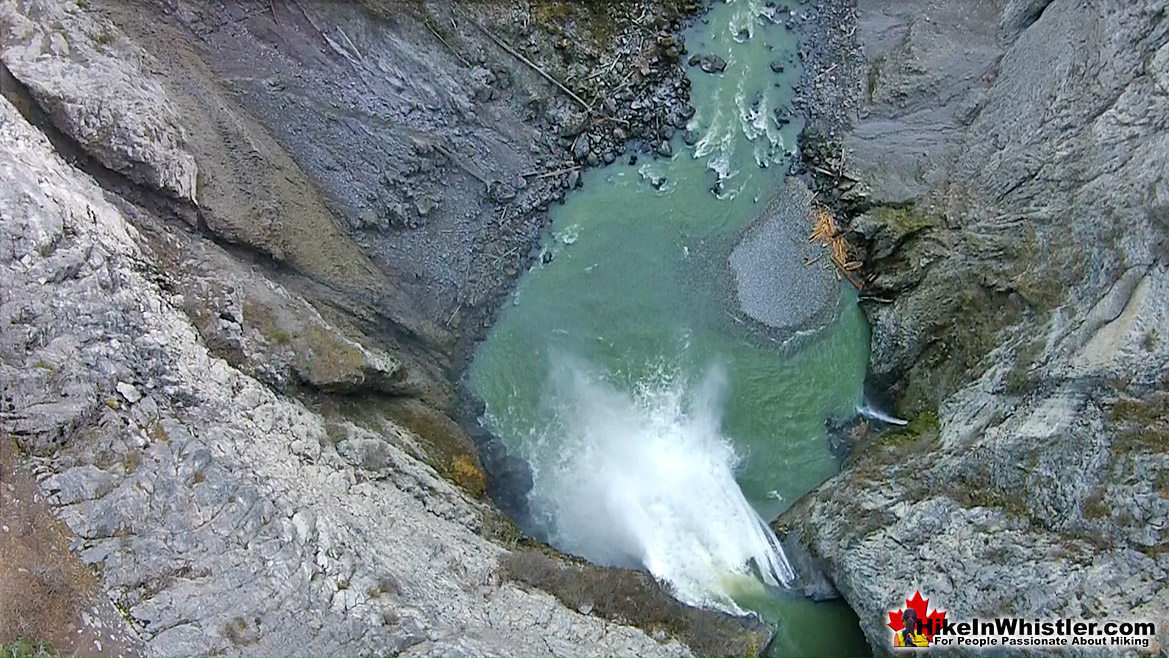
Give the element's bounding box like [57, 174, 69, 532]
[5, 0, 1166, 655]
[0, 0, 771, 655]
[781, 0, 1169, 654]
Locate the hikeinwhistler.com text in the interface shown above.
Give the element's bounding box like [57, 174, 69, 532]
[920, 617, 1157, 649]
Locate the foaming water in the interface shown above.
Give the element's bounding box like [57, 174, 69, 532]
[469, 0, 876, 651]
[517, 357, 795, 613]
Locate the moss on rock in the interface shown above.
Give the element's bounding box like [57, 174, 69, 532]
[451, 454, 487, 498]
[384, 398, 488, 497]
[1109, 392, 1169, 454]
[1, 637, 55, 658]
[846, 410, 940, 470]
[498, 548, 772, 657]
[874, 204, 938, 235]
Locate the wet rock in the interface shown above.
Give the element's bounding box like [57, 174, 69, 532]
[779, 527, 840, 602]
[414, 195, 435, 217]
[571, 133, 591, 161]
[655, 140, 673, 157]
[487, 180, 516, 203]
[824, 414, 871, 460]
[698, 54, 726, 74]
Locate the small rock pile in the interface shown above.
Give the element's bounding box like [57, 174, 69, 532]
[485, 0, 709, 186]
[789, 0, 862, 175]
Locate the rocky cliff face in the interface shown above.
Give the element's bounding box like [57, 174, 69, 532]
[782, 0, 1169, 654]
[0, 89, 698, 656]
[0, 0, 766, 655]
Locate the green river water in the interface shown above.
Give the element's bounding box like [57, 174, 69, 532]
[469, 1, 872, 655]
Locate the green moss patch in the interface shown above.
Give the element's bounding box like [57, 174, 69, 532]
[1, 638, 55, 658]
[1109, 392, 1169, 454]
[846, 410, 940, 471]
[874, 204, 937, 235]
[384, 398, 486, 497]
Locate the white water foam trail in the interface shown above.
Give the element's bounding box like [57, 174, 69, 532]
[736, 80, 785, 168]
[694, 107, 739, 185]
[524, 357, 795, 614]
[728, 0, 756, 41]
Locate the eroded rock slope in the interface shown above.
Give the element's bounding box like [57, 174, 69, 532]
[0, 0, 766, 655]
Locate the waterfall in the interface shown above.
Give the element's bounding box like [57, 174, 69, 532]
[856, 399, 908, 426]
[517, 356, 795, 614]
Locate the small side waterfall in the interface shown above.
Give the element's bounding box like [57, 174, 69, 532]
[856, 399, 908, 426]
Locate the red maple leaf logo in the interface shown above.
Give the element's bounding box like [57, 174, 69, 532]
[887, 591, 947, 641]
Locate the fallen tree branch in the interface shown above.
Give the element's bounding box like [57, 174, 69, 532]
[807, 201, 864, 290]
[434, 144, 493, 190]
[520, 165, 581, 179]
[458, 10, 592, 113]
[812, 165, 839, 178]
[336, 26, 363, 63]
[814, 62, 839, 81]
[425, 19, 471, 68]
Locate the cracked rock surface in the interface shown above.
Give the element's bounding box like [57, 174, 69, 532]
[782, 0, 1169, 654]
[0, 92, 694, 657]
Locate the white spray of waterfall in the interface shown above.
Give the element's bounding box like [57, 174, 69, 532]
[856, 400, 908, 426]
[522, 357, 795, 613]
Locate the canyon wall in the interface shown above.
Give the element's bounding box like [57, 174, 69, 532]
[784, 0, 1169, 653]
[0, 0, 766, 655]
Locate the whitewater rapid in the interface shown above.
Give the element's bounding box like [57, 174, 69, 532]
[516, 357, 795, 613]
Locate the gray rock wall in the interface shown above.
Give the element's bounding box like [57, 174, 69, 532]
[0, 86, 695, 658]
[784, 0, 1169, 654]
